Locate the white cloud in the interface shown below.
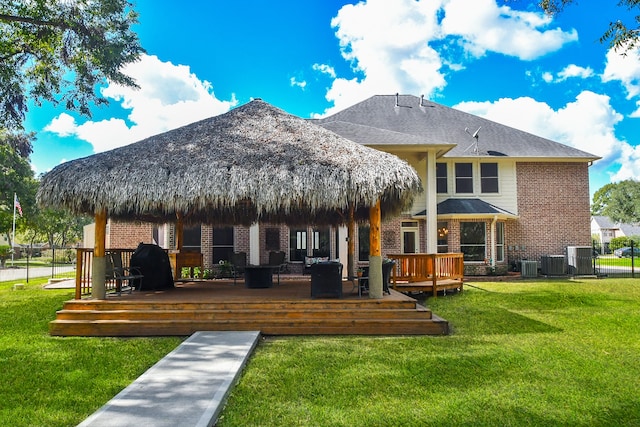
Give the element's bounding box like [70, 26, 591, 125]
[312, 63, 337, 78]
[43, 113, 77, 136]
[316, 0, 577, 116]
[43, 54, 237, 153]
[440, 0, 577, 61]
[555, 64, 594, 82]
[454, 91, 640, 182]
[602, 46, 640, 99]
[290, 77, 307, 89]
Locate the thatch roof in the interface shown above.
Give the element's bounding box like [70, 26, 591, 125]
[37, 99, 422, 225]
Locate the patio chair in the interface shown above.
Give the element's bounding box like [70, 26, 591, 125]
[310, 261, 343, 299]
[267, 251, 287, 285]
[357, 259, 394, 296]
[230, 251, 247, 285]
[106, 251, 144, 296]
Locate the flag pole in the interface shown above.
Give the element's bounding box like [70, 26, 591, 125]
[11, 193, 16, 267]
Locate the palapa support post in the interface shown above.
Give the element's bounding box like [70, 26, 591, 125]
[347, 204, 355, 279]
[369, 200, 383, 299]
[175, 212, 184, 251]
[91, 210, 107, 300]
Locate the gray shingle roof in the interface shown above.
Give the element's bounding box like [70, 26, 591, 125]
[314, 94, 600, 160]
[414, 198, 517, 217]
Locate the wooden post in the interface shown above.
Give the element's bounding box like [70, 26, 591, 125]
[347, 204, 355, 279]
[369, 200, 383, 299]
[175, 212, 184, 251]
[91, 210, 107, 299]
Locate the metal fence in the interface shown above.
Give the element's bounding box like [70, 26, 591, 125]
[0, 246, 77, 283]
[592, 240, 636, 278]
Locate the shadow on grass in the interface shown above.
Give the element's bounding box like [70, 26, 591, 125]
[453, 306, 563, 335]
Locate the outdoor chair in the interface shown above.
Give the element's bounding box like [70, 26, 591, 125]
[357, 259, 395, 296]
[230, 251, 247, 285]
[267, 251, 287, 285]
[310, 261, 343, 299]
[106, 251, 144, 296]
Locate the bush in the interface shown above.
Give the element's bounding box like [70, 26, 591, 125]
[610, 236, 639, 251]
[0, 245, 11, 268]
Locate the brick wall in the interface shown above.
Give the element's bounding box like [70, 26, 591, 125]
[107, 220, 153, 249]
[507, 162, 592, 263]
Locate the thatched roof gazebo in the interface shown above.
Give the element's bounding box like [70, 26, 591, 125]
[38, 99, 423, 298]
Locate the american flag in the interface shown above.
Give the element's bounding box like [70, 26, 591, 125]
[14, 194, 22, 217]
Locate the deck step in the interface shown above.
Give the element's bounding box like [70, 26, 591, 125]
[50, 317, 448, 336]
[49, 284, 449, 336]
[55, 307, 432, 321]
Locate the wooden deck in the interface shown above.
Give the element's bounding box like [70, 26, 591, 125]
[50, 278, 449, 337]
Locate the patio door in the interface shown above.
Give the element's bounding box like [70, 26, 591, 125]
[401, 221, 419, 254]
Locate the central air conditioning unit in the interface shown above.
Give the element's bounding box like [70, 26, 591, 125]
[566, 246, 593, 275]
[541, 255, 565, 276]
[521, 260, 538, 278]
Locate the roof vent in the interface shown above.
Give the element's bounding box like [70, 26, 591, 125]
[420, 94, 424, 107]
[395, 93, 399, 107]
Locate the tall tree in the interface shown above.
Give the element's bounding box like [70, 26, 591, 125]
[0, 142, 35, 245]
[509, 1, 640, 53]
[591, 180, 640, 223]
[0, 0, 143, 130]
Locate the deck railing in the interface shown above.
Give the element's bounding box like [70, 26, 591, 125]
[386, 253, 464, 289]
[75, 248, 137, 299]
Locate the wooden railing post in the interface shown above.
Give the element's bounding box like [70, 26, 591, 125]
[75, 249, 83, 300]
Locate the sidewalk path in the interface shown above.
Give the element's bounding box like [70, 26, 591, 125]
[78, 331, 261, 427]
[0, 266, 75, 282]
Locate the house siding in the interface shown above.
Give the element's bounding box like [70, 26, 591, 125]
[506, 162, 591, 263]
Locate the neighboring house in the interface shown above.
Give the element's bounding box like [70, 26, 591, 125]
[591, 216, 640, 253]
[88, 94, 599, 275]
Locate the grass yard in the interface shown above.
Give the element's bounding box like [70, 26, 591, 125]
[0, 278, 182, 427]
[0, 277, 639, 426]
[217, 279, 640, 426]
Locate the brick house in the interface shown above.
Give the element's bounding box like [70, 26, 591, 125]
[89, 94, 599, 275]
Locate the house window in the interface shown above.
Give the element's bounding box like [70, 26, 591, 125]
[496, 222, 505, 262]
[289, 228, 307, 262]
[460, 222, 485, 262]
[437, 221, 449, 253]
[265, 228, 280, 251]
[312, 228, 330, 257]
[481, 163, 499, 193]
[212, 227, 233, 263]
[436, 163, 448, 193]
[358, 225, 370, 262]
[455, 163, 473, 193]
[183, 225, 201, 252]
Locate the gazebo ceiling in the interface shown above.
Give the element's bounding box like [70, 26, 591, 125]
[37, 99, 423, 225]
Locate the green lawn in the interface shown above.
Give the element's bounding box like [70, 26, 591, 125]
[1, 277, 639, 426]
[218, 279, 640, 426]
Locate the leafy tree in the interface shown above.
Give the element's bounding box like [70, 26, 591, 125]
[0, 0, 143, 130]
[25, 207, 90, 249]
[508, 1, 640, 53]
[0, 141, 36, 246]
[591, 180, 640, 223]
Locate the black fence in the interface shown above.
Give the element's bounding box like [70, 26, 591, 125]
[592, 240, 636, 278]
[1, 246, 76, 283]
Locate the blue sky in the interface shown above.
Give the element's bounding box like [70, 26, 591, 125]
[24, 0, 640, 198]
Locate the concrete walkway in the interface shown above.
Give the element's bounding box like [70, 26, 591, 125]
[78, 331, 261, 427]
[0, 265, 75, 282]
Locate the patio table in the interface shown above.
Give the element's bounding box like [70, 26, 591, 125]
[244, 265, 275, 288]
